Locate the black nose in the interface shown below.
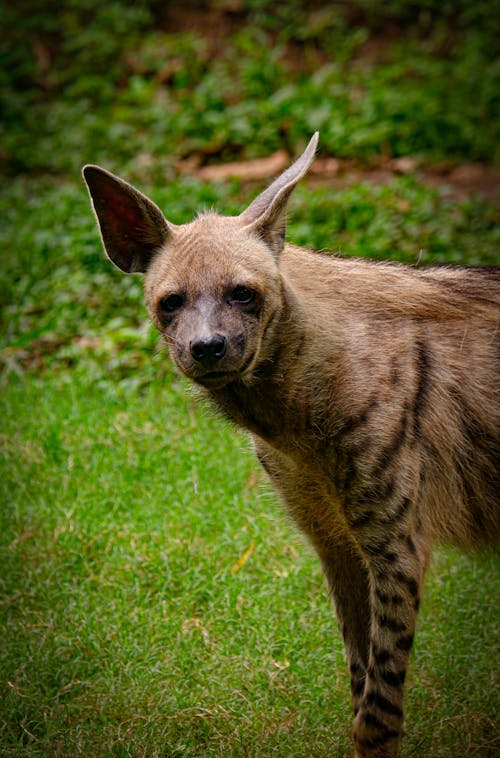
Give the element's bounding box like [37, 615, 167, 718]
[190, 335, 227, 363]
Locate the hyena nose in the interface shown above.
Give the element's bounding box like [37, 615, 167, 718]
[190, 335, 227, 363]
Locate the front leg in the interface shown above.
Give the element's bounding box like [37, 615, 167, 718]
[351, 522, 429, 758]
[254, 438, 371, 714]
[316, 537, 371, 717]
[254, 439, 373, 715]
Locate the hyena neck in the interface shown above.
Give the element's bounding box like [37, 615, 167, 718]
[208, 279, 335, 453]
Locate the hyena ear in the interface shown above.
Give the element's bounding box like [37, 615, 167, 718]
[239, 132, 319, 258]
[82, 165, 171, 273]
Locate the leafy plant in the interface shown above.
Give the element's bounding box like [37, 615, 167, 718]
[1, 1, 499, 175]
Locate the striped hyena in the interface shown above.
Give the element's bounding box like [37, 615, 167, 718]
[83, 133, 499, 757]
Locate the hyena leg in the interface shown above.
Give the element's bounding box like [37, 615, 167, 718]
[351, 527, 429, 758]
[255, 441, 373, 714]
[316, 536, 371, 715]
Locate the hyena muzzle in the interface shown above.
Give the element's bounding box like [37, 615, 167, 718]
[83, 133, 499, 757]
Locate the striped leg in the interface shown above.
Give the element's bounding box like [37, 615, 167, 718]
[317, 535, 372, 716]
[352, 529, 428, 757]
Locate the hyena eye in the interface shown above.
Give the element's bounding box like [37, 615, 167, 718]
[230, 286, 255, 305]
[159, 293, 184, 313]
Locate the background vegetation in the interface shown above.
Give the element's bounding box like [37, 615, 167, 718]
[1, 1, 499, 755]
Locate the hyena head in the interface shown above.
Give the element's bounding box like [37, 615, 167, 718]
[82, 133, 318, 388]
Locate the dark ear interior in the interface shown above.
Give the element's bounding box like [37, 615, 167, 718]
[82, 165, 170, 273]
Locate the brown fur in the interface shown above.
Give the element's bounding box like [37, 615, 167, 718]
[83, 134, 499, 758]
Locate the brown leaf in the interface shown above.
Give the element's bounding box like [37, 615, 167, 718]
[194, 150, 289, 182]
[231, 541, 255, 574]
[309, 157, 342, 177]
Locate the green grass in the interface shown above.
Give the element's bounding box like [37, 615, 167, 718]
[1, 372, 499, 756]
[1, 2, 499, 755]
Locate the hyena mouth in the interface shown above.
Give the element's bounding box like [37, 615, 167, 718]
[194, 370, 238, 388]
[194, 352, 256, 388]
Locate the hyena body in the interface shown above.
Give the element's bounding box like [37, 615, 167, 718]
[83, 134, 500, 757]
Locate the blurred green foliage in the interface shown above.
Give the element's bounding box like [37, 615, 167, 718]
[1, 0, 499, 176]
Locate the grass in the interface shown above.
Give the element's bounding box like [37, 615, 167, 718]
[1, 372, 499, 756]
[1, 1, 499, 755]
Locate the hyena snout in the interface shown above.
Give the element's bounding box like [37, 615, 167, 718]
[190, 334, 227, 364]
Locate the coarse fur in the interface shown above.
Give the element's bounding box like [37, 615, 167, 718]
[83, 134, 500, 758]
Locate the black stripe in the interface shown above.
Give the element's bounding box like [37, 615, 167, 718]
[358, 729, 400, 750]
[364, 540, 386, 557]
[407, 578, 418, 596]
[391, 594, 404, 606]
[412, 338, 431, 441]
[382, 551, 398, 563]
[371, 405, 408, 479]
[396, 634, 414, 651]
[352, 679, 366, 697]
[350, 510, 374, 529]
[376, 590, 390, 605]
[381, 669, 406, 687]
[364, 541, 398, 563]
[365, 691, 403, 718]
[374, 648, 393, 665]
[376, 614, 407, 633]
[363, 712, 390, 732]
[394, 571, 419, 597]
[406, 535, 416, 554]
[342, 457, 358, 494]
[390, 357, 401, 386]
[339, 394, 379, 437]
[355, 477, 396, 508]
[374, 593, 405, 609]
